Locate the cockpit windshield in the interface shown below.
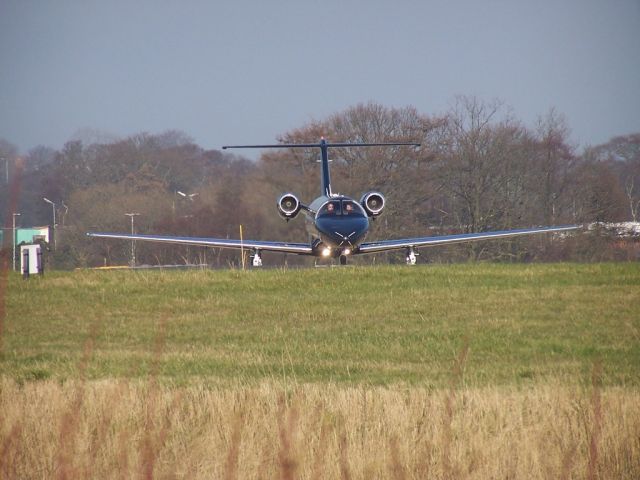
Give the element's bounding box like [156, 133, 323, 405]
[317, 199, 366, 218]
[317, 200, 341, 217]
[341, 200, 365, 217]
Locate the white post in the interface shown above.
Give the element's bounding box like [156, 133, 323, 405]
[125, 213, 140, 267]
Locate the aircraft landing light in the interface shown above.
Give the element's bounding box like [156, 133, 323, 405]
[322, 247, 331, 257]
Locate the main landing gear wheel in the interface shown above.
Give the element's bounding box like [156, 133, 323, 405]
[406, 247, 418, 265]
[251, 250, 263, 267]
[339, 255, 348, 265]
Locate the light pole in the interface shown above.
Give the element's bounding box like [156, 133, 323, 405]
[61, 201, 69, 227]
[125, 213, 140, 267]
[43, 197, 56, 250]
[12, 213, 21, 272]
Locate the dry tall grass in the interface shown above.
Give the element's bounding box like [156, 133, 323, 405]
[1, 378, 638, 479]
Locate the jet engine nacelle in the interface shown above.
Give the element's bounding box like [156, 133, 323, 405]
[360, 191, 386, 217]
[277, 193, 301, 219]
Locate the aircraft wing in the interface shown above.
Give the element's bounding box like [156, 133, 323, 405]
[86, 232, 314, 255]
[357, 225, 580, 254]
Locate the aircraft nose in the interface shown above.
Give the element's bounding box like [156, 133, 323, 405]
[316, 216, 368, 246]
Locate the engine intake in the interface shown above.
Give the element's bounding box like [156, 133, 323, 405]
[360, 191, 385, 217]
[277, 193, 301, 219]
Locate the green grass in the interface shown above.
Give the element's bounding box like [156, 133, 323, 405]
[2, 263, 639, 386]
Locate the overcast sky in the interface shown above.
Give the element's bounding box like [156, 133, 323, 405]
[1, 0, 639, 156]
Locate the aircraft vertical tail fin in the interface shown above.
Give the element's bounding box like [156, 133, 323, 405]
[319, 138, 331, 196]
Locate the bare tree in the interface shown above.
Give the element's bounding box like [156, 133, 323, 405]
[532, 109, 575, 225]
[431, 96, 555, 260]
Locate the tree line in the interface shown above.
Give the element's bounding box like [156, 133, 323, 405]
[1, 98, 639, 268]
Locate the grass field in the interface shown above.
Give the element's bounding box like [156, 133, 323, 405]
[1, 263, 639, 478]
[2, 263, 639, 386]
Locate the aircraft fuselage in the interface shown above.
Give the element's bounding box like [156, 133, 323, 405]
[305, 195, 370, 257]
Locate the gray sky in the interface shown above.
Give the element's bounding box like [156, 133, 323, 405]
[1, 0, 639, 156]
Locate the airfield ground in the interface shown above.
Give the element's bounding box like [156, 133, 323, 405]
[1, 263, 638, 478]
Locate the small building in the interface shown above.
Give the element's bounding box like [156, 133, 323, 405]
[16, 226, 50, 245]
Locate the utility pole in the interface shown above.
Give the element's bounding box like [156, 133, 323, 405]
[12, 212, 21, 271]
[43, 197, 56, 250]
[125, 213, 140, 267]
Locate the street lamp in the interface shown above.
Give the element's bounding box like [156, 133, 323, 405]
[174, 191, 198, 219]
[177, 190, 199, 201]
[43, 197, 56, 250]
[124, 212, 140, 267]
[12, 213, 20, 272]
